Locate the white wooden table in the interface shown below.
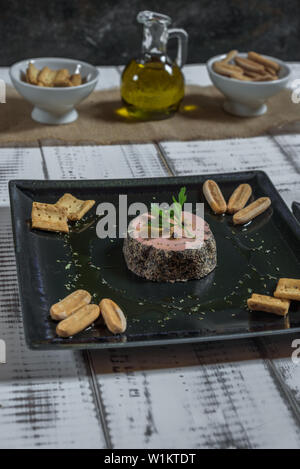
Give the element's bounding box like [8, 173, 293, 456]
[1, 64, 300, 449]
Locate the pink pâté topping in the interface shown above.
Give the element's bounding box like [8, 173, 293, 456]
[128, 212, 212, 251]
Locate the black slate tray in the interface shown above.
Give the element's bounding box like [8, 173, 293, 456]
[9, 171, 300, 350]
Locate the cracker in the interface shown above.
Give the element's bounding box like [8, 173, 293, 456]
[31, 202, 69, 233]
[274, 278, 300, 301]
[56, 193, 95, 221]
[247, 293, 290, 317]
[26, 63, 39, 85]
[54, 68, 71, 87]
[38, 66, 57, 87]
[70, 73, 82, 86]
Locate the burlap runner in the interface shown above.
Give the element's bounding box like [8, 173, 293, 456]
[0, 85, 299, 145]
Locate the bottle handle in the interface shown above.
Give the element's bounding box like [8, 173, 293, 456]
[168, 28, 188, 68]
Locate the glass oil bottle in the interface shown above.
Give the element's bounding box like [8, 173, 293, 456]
[121, 11, 188, 120]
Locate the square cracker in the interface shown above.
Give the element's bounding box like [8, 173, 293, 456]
[38, 66, 57, 87]
[54, 68, 71, 87]
[70, 73, 82, 86]
[56, 193, 95, 221]
[31, 202, 69, 233]
[247, 293, 290, 317]
[26, 63, 39, 85]
[274, 278, 300, 301]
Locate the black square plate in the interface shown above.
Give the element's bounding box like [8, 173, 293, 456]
[9, 171, 300, 350]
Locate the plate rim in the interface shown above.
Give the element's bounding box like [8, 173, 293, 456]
[8, 170, 300, 350]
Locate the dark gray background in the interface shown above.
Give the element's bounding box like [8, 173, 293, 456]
[1, 0, 300, 66]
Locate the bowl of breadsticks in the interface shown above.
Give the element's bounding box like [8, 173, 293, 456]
[10, 57, 99, 124]
[207, 50, 291, 117]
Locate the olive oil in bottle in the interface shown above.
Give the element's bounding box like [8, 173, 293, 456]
[121, 11, 188, 120]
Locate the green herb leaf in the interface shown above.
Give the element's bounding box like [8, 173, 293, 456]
[173, 202, 182, 222]
[178, 187, 187, 207]
[149, 188, 188, 235]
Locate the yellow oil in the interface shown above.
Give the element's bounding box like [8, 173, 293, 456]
[121, 57, 184, 120]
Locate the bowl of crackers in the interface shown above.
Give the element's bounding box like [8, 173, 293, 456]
[207, 50, 291, 117]
[10, 57, 99, 124]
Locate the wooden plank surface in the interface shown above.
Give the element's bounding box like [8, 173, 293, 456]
[0, 147, 45, 206]
[90, 340, 300, 449]
[159, 136, 300, 209]
[272, 133, 300, 173]
[1, 64, 300, 449]
[87, 133, 300, 449]
[0, 66, 126, 448]
[41, 144, 168, 180]
[260, 334, 300, 422]
[0, 206, 106, 449]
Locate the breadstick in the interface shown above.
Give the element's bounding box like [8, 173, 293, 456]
[242, 70, 274, 81]
[217, 62, 244, 73]
[213, 61, 248, 80]
[250, 73, 277, 82]
[203, 180, 227, 214]
[99, 299, 127, 334]
[227, 184, 252, 214]
[248, 51, 280, 72]
[235, 57, 265, 73]
[221, 50, 238, 64]
[50, 289, 91, 321]
[265, 66, 277, 76]
[56, 304, 100, 338]
[244, 70, 261, 79]
[233, 197, 271, 225]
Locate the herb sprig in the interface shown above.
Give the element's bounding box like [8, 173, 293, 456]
[149, 187, 187, 235]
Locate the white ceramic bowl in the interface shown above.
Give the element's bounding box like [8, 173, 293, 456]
[10, 57, 99, 124]
[207, 53, 291, 117]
